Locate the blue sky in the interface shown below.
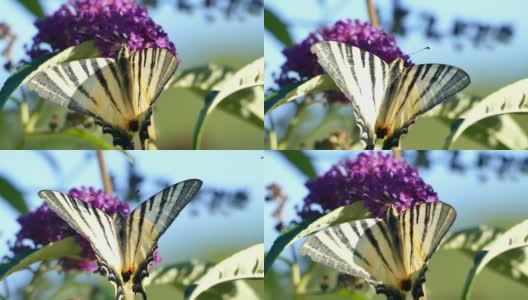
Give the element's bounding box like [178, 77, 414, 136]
[0, 150, 263, 293]
[265, 0, 528, 94]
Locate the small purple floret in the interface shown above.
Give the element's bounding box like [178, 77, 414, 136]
[297, 152, 438, 220]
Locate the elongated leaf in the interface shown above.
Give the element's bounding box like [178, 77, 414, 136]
[442, 225, 528, 288]
[193, 58, 264, 149]
[172, 64, 234, 92]
[265, 74, 338, 113]
[265, 202, 369, 274]
[429, 95, 528, 149]
[276, 102, 359, 150]
[461, 220, 528, 300]
[0, 237, 82, 281]
[445, 78, 528, 149]
[143, 259, 256, 300]
[16, 0, 45, 18]
[442, 225, 502, 252]
[146, 260, 258, 300]
[185, 243, 264, 300]
[0, 176, 28, 214]
[23, 128, 115, 150]
[278, 150, 317, 179]
[145, 260, 213, 288]
[264, 7, 293, 46]
[0, 41, 99, 109]
[172, 64, 264, 130]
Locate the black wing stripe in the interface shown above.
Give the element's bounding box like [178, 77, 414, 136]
[362, 221, 396, 276]
[90, 205, 115, 252]
[91, 60, 122, 114]
[133, 203, 147, 257]
[147, 48, 157, 93]
[63, 63, 99, 104]
[137, 50, 143, 107]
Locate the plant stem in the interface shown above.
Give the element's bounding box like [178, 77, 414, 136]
[96, 150, 113, 195]
[392, 149, 402, 159]
[23, 263, 46, 300]
[366, 0, 380, 27]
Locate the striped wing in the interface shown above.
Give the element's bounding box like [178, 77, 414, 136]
[126, 47, 179, 147]
[301, 202, 456, 298]
[119, 179, 203, 295]
[27, 46, 179, 149]
[37, 190, 122, 277]
[300, 218, 390, 287]
[376, 64, 471, 149]
[27, 58, 130, 128]
[311, 41, 394, 149]
[127, 47, 179, 112]
[399, 202, 457, 275]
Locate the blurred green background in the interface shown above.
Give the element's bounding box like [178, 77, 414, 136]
[0, 0, 263, 149]
[264, 150, 528, 299]
[264, 0, 528, 150]
[0, 150, 263, 299]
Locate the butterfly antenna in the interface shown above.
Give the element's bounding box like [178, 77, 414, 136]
[95, 33, 124, 47]
[408, 47, 431, 57]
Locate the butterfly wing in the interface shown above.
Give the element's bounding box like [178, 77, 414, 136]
[400, 202, 456, 275]
[37, 191, 124, 293]
[27, 57, 137, 148]
[127, 47, 179, 111]
[300, 218, 406, 288]
[120, 179, 202, 296]
[375, 64, 470, 149]
[126, 47, 179, 145]
[311, 41, 393, 149]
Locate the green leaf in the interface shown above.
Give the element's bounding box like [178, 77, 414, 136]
[0, 237, 82, 281]
[0, 41, 100, 109]
[442, 225, 528, 288]
[445, 78, 528, 149]
[171, 64, 263, 130]
[265, 74, 338, 113]
[442, 225, 503, 252]
[192, 58, 264, 149]
[172, 64, 234, 92]
[185, 243, 264, 300]
[264, 7, 293, 46]
[16, 0, 45, 18]
[0, 176, 28, 214]
[460, 220, 528, 300]
[278, 150, 317, 179]
[23, 128, 115, 150]
[146, 260, 259, 300]
[265, 202, 369, 274]
[428, 94, 528, 150]
[274, 102, 359, 150]
[144, 260, 213, 288]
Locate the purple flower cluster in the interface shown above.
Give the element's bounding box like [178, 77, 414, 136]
[27, 0, 177, 59]
[275, 19, 412, 88]
[9, 187, 130, 273]
[297, 152, 438, 220]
